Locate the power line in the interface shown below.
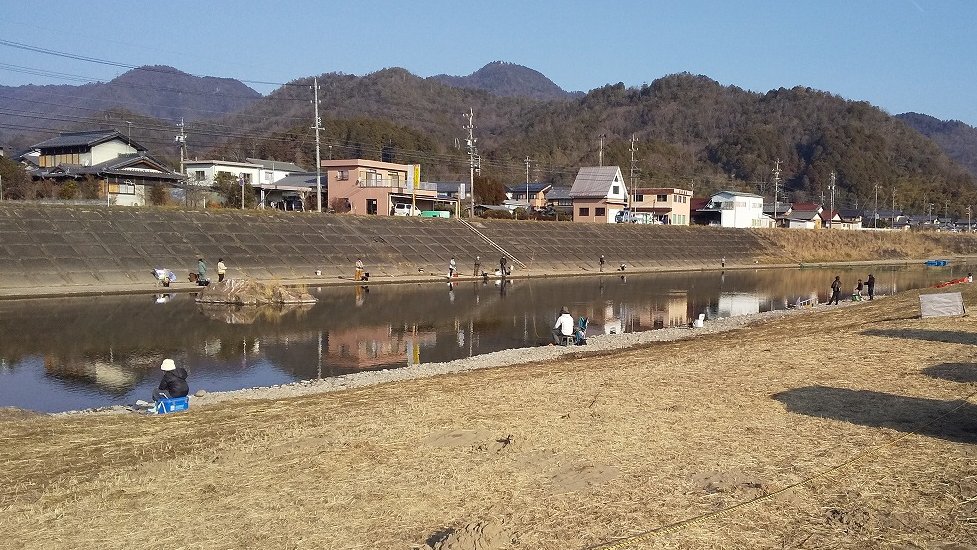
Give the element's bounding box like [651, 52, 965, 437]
[0, 38, 300, 90]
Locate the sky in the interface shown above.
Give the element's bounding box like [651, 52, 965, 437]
[1, 0, 975, 125]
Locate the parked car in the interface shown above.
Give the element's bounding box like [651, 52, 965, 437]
[393, 203, 421, 216]
[272, 194, 304, 211]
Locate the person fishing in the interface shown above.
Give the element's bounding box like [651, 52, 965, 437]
[153, 359, 189, 401]
[552, 306, 575, 345]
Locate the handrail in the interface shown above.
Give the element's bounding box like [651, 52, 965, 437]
[457, 218, 526, 269]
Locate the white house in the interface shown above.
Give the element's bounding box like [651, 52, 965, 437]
[569, 166, 629, 223]
[245, 158, 306, 186]
[705, 191, 767, 228]
[184, 159, 262, 189]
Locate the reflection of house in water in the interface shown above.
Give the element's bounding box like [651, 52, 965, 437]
[324, 325, 437, 370]
[639, 291, 689, 329]
[718, 292, 760, 318]
[43, 354, 145, 393]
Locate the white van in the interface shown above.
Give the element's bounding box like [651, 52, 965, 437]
[393, 203, 421, 216]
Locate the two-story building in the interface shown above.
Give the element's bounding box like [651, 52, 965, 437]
[629, 187, 693, 225]
[696, 191, 769, 228]
[506, 182, 552, 210]
[27, 129, 184, 206]
[322, 158, 457, 215]
[569, 166, 629, 223]
[184, 157, 311, 208]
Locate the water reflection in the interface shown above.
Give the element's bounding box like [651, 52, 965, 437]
[0, 264, 971, 412]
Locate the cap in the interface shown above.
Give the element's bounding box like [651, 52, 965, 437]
[560, 306, 569, 314]
[160, 359, 176, 371]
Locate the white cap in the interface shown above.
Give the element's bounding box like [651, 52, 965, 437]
[160, 359, 176, 371]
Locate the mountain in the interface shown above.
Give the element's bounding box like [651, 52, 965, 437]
[4, 61, 976, 216]
[0, 65, 260, 151]
[896, 112, 977, 179]
[429, 61, 579, 100]
[205, 70, 977, 215]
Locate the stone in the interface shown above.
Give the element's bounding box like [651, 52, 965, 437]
[194, 389, 207, 398]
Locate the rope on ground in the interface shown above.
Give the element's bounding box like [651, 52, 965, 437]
[587, 387, 977, 550]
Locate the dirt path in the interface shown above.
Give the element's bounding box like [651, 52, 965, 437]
[3, 287, 977, 549]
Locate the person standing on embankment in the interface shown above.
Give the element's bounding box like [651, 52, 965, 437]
[828, 275, 842, 305]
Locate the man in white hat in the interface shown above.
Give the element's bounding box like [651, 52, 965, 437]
[153, 358, 189, 401]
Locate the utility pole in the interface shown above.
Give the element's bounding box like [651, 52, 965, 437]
[828, 172, 836, 229]
[629, 134, 639, 211]
[928, 202, 934, 227]
[598, 134, 605, 167]
[944, 199, 949, 226]
[464, 108, 478, 218]
[175, 118, 187, 206]
[873, 182, 879, 229]
[524, 156, 531, 212]
[311, 77, 323, 212]
[967, 205, 972, 233]
[772, 159, 781, 228]
[891, 186, 897, 227]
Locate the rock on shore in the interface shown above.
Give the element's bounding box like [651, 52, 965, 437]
[194, 279, 316, 305]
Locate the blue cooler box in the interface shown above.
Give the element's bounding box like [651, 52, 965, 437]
[154, 396, 189, 414]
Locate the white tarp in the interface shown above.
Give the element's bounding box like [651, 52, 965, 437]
[919, 292, 966, 318]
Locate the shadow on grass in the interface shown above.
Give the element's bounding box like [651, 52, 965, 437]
[773, 385, 977, 444]
[861, 328, 977, 345]
[923, 363, 977, 383]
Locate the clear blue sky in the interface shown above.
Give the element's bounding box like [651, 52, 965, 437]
[1, 0, 975, 125]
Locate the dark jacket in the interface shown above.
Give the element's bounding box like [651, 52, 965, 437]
[159, 367, 189, 398]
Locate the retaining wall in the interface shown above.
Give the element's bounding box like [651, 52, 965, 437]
[0, 204, 788, 291]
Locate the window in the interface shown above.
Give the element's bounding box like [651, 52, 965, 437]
[365, 171, 381, 185]
[263, 170, 273, 183]
[194, 170, 205, 182]
[337, 169, 349, 181]
[595, 207, 606, 216]
[657, 194, 667, 202]
[579, 207, 590, 216]
[634, 194, 644, 202]
[611, 185, 620, 195]
[108, 180, 135, 195]
[388, 172, 401, 186]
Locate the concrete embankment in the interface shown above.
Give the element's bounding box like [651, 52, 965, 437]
[2, 202, 977, 296]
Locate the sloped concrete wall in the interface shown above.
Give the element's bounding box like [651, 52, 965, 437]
[0, 204, 777, 290]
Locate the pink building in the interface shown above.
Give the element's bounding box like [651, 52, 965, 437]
[631, 187, 693, 225]
[321, 159, 456, 216]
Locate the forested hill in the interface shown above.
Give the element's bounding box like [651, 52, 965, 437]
[0, 66, 260, 152]
[203, 70, 977, 216]
[897, 112, 977, 179]
[429, 61, 579, 100]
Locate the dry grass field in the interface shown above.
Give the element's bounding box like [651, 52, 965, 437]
[756, 228, 977, 264]
[3, 285, 977, 549]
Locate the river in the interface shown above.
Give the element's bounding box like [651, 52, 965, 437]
[0, 264, 971, 412]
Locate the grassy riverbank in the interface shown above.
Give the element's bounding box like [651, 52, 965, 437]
[3, 285, 977, 549]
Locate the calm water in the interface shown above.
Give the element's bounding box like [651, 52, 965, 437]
[0, 264, 971, 412]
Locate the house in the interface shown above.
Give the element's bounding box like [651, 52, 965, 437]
[785, 203, 823, 229]
[630, 187, 693, 225]
[698, 191, 768, 228]
[28, 129, 184, 206]
[506, 182, 552, 210]
[245, 158, 306, 186]
[762, 201, 793, 227]
[184, 159, 261, 189]
[321, 158, 457, 216]
[820, 209, 863, 230]
[569, 166, 629, 223]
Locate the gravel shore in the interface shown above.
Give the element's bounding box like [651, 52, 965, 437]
[186, 303, 838, 409]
